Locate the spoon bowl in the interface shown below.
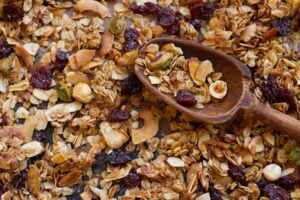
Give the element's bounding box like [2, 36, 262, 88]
[135, 38, 300, 140]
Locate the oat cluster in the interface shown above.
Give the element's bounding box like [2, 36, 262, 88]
[0, 0, 299, 199]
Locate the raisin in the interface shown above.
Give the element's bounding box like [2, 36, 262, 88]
[276, 88, 296, 112]
[121, 169, 142, 188]
[190, 2, 216, 21]
[271, 17, 292, 36]
[122, 28, 139, 52]
[130, 3, 149, 14]
[92, 151, 107, 174]
[261, 77, 279, 102]
[0, 41, 14, 59]
[121, 73, 142, 95]
[190, 19, 206, 30]
[209, 185, 223, 200]
[30, 65, 53, 89]
[0, 115, 8, 126]
[32, 124, 53, 145]
[12, 169, 27, 189]
[276, 170, 300, 190]
[2, 4, 23, 22]
[228, 164, 247, 185]
[55, 50, 69, 71]
[257, 178, 269, 191]
[144, 2, 160, 13]
[0, 181, 9, 196]
[107, 109, 130, 122]
[175, 90, 197, 107]
[66, 184, 84, 200]
[263, 184, 290, 200]
[157, 8, 180, 35]
[105, 149, 134, 166]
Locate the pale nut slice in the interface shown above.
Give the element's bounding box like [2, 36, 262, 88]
[21, 141, 44, 158]
[100, 121, 129, 149]
[188, 58, 214, 85]
[23, 43, 40, 56]
[69, 49, 96, 70]
[99, 33, 114, 57]
[209, 80, 228, 99]
[167, 157, 185, 167]
[75, 0, 110, 18]
[161, 43, 183, 55]
[263, 163, 282, 181]
[131, 110, 159, 144]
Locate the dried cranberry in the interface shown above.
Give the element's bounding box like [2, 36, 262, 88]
[12, 169, 27, 189]
[263, 184, 290, 200]
[0, 41, 14, 59]
[122, 28, 139, 52]
[32, 124, 53, 145]
[2, 4, 23, 22]
[130, 3, 149, 15]
[144, 2, 160, 13]
[190, 2, 216, 21]
[121, 169, 142, 188]
[271, 17, 292, 36]
[257, 178, 269, 191]
[261, 77, 279, 102]
[107, 109, 130, 122]
[276, 170, 300, 190]
[55, 50, 69, 71]
[276, 88, 296, 112]
[209, 185, 223, 200]
[175, 90, 197, 107]
[0, 181, 9, 196]
[0, 115, 8, 126]
[92, 151, 107, 174]
[105, 149, 134, 166]
[66, 184, 84, 200]
[121, 73, 142, 95]
[30, 65, 53, 89]
[157, 8, 180, 35]
[228, 164, 247, 185]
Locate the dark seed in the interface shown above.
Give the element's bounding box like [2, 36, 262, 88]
[228, 164, 247, 185]
[107, 109, 130, 122]
[175, 90, 197, 107]
[121, 169, 142, 188]
[55, 49, 69, 71]
[92, 151, 107, 174]
[2, 4, 23, 22]
[12, 169, 27, 190]
[0, 41, 14, 59]
[271, 17, 292, 36]
[105, 149, 134, 166]
[30, 65, 53, 90]
[263, 183, 290, 200]
[121, 73, 142, 95]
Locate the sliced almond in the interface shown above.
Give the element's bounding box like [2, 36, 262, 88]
[188, 57, 214, 85]
[21, 141, 44, 158]
[75, 0, 110, 18]
[167, 157, 185, 167]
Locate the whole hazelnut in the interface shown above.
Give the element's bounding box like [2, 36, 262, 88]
[72, 83, 94, 103]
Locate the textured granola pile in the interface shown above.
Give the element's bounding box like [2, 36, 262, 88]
[0, 0, 299, 199]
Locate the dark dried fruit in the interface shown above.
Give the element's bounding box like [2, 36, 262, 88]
[261, 77, 279, 102]
[12, 169, 27, 189]
[190, 19, 206, 30]
[122, 28, 139, 52]
[0, 181, 9, 196]
[276, 170, 300, 190]
[121, 73, 142, 95]
[190, 2, 216, 21]
[0, 41, 14, 59]
[66, 184, 84, 200]
[55, 50, 69, 71]
[107, 109, 130, 122]
[0, 115, 8, 126]
[271, 17, 292, 36]
[209, 185, 223, 200]
[105, 149, 134, 166]
[30, 65, 53, 89]
[114, 186, 127, 197]
[32, 124, 53, 145]
[92, 151, 107, 174]
[157, 8, 180, 35]
[130, 3, 149, 14]
[121, 169, 142, 188]
[175, 90, 197, 107]
[2, 4, 23, 22]
[263, 183, 290, 200]
[228, 164, 247, 185]
[276, 88, 296, 112]
[257, 178, 269, 191]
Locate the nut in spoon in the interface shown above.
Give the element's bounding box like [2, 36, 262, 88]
[134, 38, 300, 140]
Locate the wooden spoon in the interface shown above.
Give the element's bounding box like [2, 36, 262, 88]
[135, 38, 300, 140]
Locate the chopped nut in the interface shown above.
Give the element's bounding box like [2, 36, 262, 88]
[263, 163, 282, 181]
[23, 43, 40, 56]
[99, 33, 114, 57]
[15, 107, 29, 119]
[100, 121, 129, 149]
[161, 43, 183, 55]
[149, 52, 173, 70]
[117, 49, 138, 66]
[209, 80, 228, 99]
[72, 83, 94, 104]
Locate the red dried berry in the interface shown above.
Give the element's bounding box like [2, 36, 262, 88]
[32, 124, 53, 145]
[157, 8, 180, 35]
[271, 17, 292, 36]
[122, 28, 140, 52]
[121, 73, 142, 95]
[30, 65, 53, 89]
[107, 109, 130, 122]
[276, 170, 300, 190]
[190, 2, 216, 21]
[175, 90, 197, 107]
[105, 149, 134, 166]
[228, 164, 247, 185]
[0, 181, 9, 196]
[257, 178, 269, 191]
[209, 185, 223, 200]
[263, 184, 290, 200]
[55, 50, 69, 71]
[2, 4, 23, 22]
[190, 19, 206, 30]
[12, 170, 27, 189]
[92, 151, 107, 174]
[0, 115, 8, 126]
[121, 169, 142, 188]
[0, 41, 14, 59]
[261, 77, 279, 102]
[130, 3, 149, 14]
[276, 88, 296, 112]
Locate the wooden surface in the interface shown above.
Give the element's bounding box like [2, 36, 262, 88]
[135, 38, 300, 140]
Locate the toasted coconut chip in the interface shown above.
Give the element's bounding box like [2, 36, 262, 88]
[45, 102, 82, 122]
[65, 72, 90, 85]
[99, 33, 114, 57]
[102, 164, 132, 182]
[131, 110, 160, 144]
[27, 165, 41, 197]
[69, 49, 96, 70]
[75, 0, 110, 18]
[14, 45, 34, 69]
[21, 141, 44, 158]
[58, 170, 82, 187]
[100, 121, 129, 149]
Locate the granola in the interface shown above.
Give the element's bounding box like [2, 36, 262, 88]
[0, 0, 299, 199]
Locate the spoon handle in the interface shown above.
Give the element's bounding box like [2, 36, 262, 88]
[251, 98, 300, 139]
